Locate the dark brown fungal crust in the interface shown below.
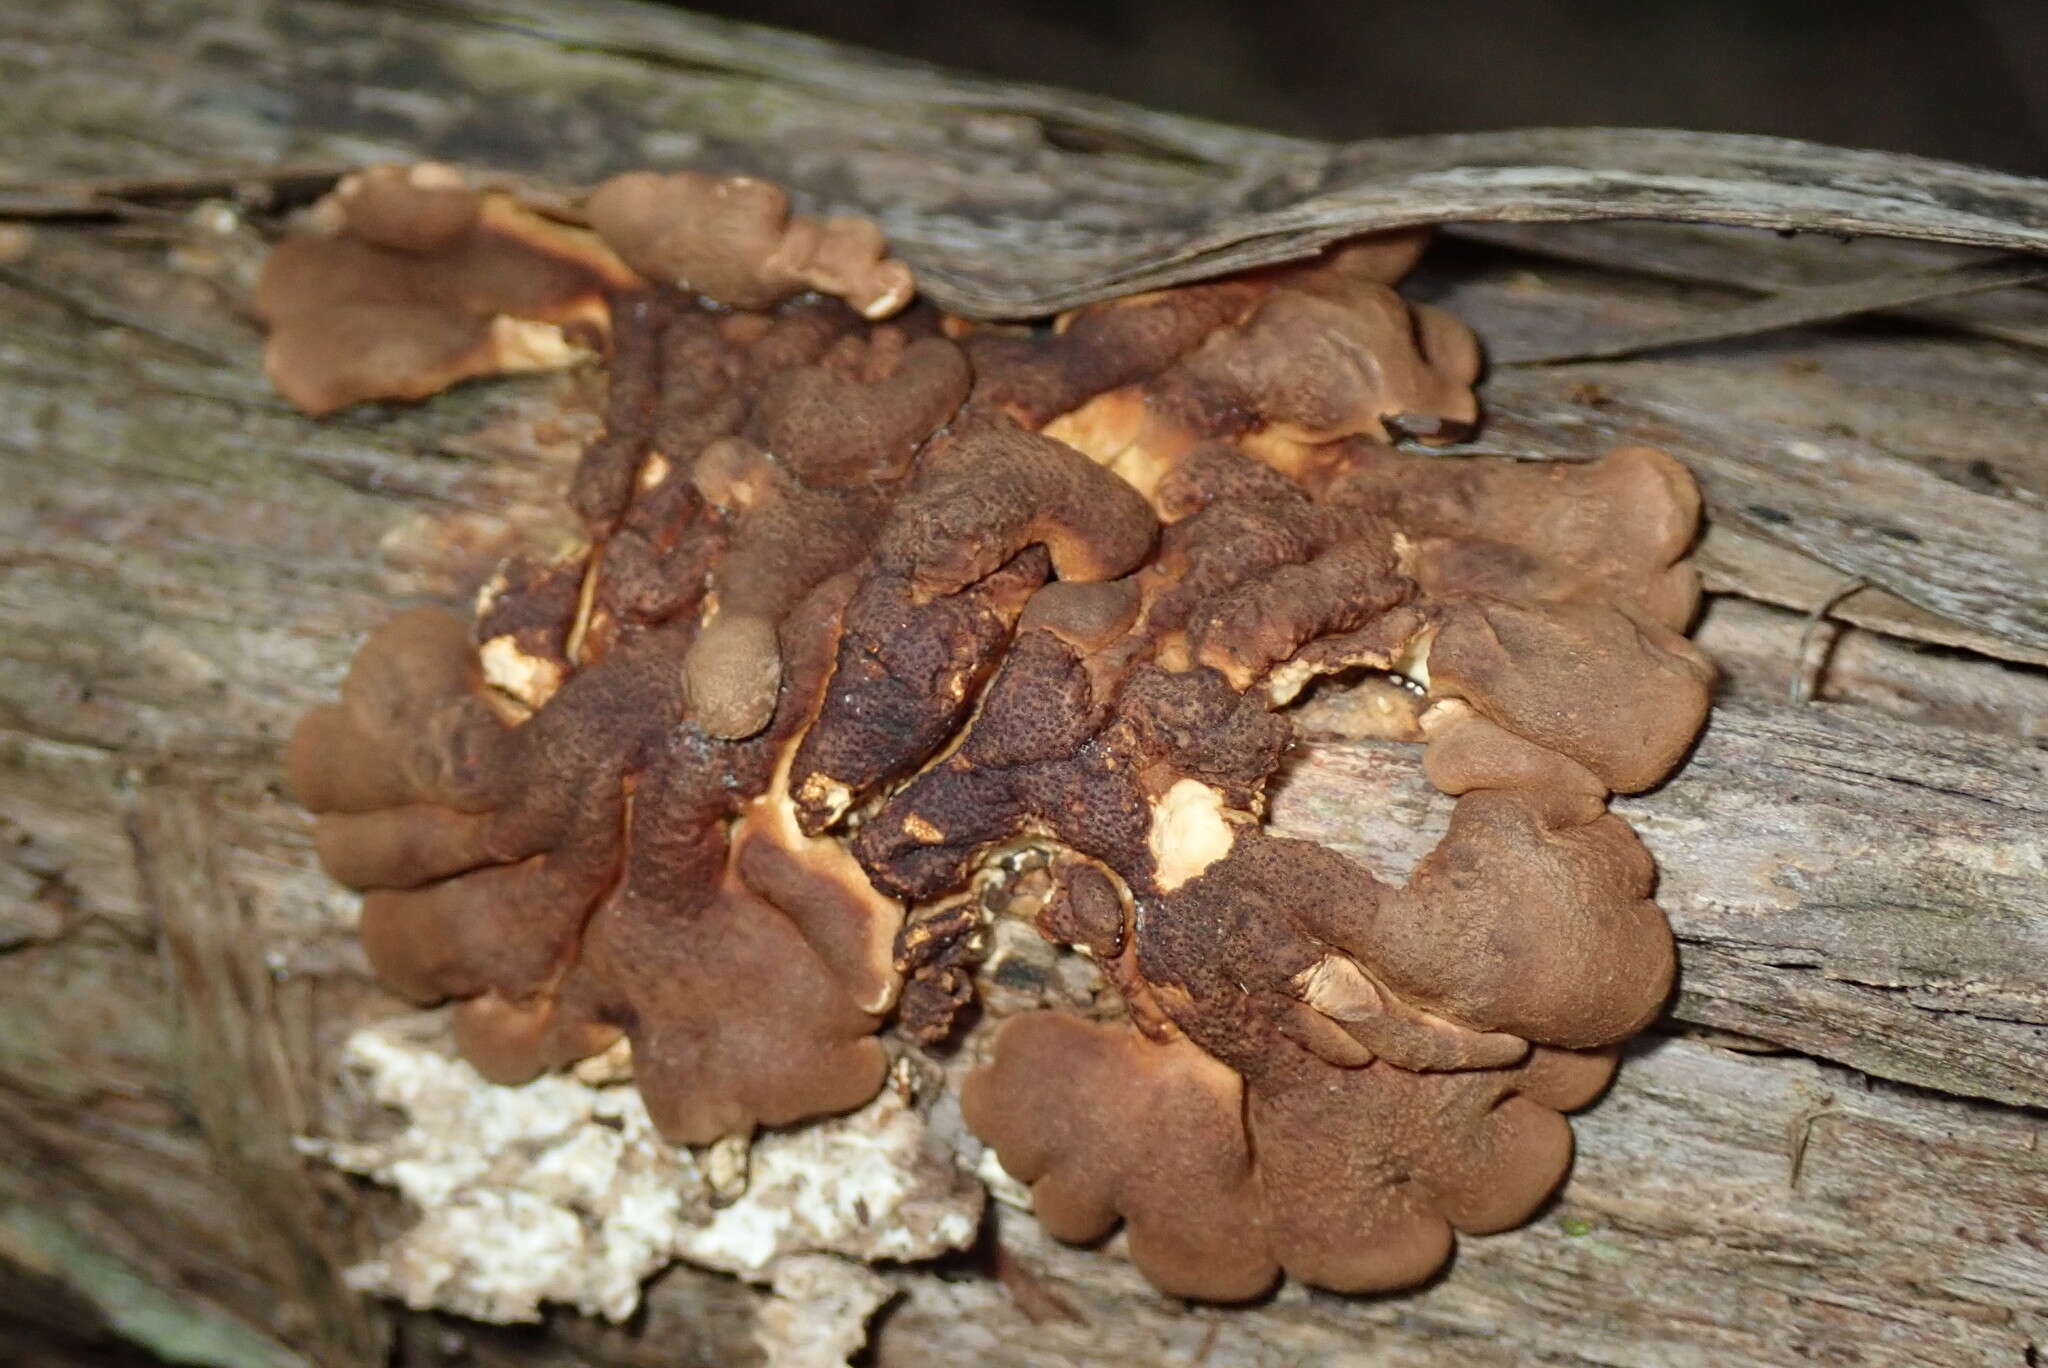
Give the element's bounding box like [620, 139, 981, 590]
[273, 169, 1714, 1297]
[893, 897, 985, 1044]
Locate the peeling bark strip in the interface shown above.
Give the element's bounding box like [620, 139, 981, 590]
[1451, 219, 2048, 352]
[8, 0, 2043, 665]
[1, 0, 2045, 1364]
[1490, 254, 2048, 364]
[1416, 260, 2048, 663]
[1459, 371, 2048, 655]
[405, 0, 2048, 316]
[17, 1, 2048, 316]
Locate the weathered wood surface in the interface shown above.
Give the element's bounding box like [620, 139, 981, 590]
[1453, 220, 2048, 352]
[1, 2, 2044, 1366]
[16, 0, 2048, 315]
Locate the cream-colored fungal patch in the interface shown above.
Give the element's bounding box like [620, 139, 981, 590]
[1147, 779, 1239, 892]
[1390, 529, 1419, 576]
[796, 773, 855, 827]
[569, 1035, 637, 1086]
[1263, 658, 1321, 708]
[303, 1017, 981, 1325]
[1291, 954, 1384, 1021]
[637, 450, 672, 490]
[1395, 624, 1435, 690]
[1039, 391, 1173, 503]
[855, 273, 915, 321]
[479, 634, 564, 709]
[303, 1020, 692, 1323]
[681, 1066, 981, 1277]
[902, 814, 946, 844]
[485, 315, 596, 373]
[473, 569, 510, 619]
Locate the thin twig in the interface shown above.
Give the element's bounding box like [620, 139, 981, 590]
[991, 1241, 1086, 1326]
[1787, 1096, 1838, 1191]
[0, 164, 352, 220]
[1790, 576, 1871, 705]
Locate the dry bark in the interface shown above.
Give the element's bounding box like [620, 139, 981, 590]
[0, 2, 2043, 1366]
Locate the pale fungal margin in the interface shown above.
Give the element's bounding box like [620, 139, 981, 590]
[275, 164, 1712, 1307]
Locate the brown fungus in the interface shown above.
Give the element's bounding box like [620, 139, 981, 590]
[255, 163, 639, 414]
[274, 173, 1713, 1296]
[585, 170, 915, 320]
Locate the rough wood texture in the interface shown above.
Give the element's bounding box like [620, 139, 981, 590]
[1454, 220, 2048, 352]
[1, 2, 2044, 1366]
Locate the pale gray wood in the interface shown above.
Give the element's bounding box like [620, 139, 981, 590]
[1454, 219, 2048, 351]
[1692, 595, 2048, 740]
[1490, 254, 2048, 364]
[1694, 525, 2048, 670]
[1416, 256, 2048, 658]
[1462, 366, 2048, 653]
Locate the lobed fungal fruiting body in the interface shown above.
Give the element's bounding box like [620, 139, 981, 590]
[273, 166, 1713, 1300]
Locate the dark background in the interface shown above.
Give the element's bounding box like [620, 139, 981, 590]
[682, 0, 2048, 175]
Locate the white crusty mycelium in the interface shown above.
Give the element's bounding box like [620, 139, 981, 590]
[302, 1015, 982, 1345]
[754, 1255, 897, 1368]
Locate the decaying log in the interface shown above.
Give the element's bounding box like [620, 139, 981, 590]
[1, 2, 2043, 1366]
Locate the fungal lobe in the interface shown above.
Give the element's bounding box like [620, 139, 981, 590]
[273, 166, 1712, 1299]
